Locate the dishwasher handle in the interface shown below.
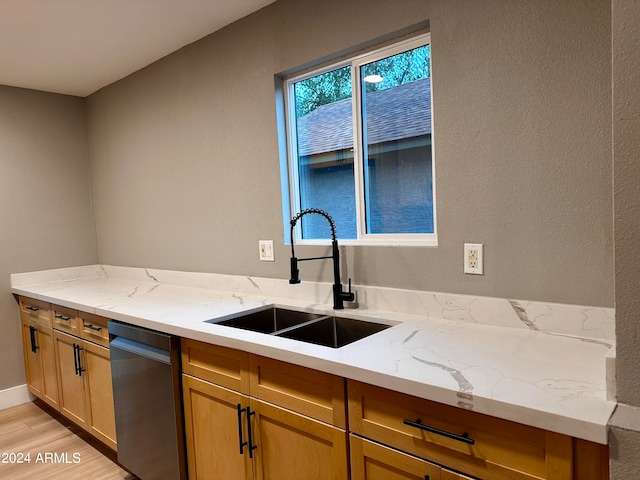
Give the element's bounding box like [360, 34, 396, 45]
[110, 336, 172, 365]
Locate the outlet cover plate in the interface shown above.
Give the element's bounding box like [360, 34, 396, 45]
[464, 243, 483, 275]
[259, 240, 274, 262]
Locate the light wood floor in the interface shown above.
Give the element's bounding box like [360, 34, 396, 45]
[0, 400, 137, 480]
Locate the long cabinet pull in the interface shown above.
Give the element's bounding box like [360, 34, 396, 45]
[76, 345, 85, 376]
[29, 325, 39, 353]
[246, 406, 258, 458]
[237, 404, 248, 455]
[26, 306, 39, 312]
[403, 418, 475, 445]
[55, 314, 71, 322]
[84, 323, 102, 332]
[73, 344, 79, 375]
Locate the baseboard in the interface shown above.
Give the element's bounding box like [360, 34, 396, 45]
[0, 384, 33, 410]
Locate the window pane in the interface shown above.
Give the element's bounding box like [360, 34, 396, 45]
[293, 66, 357, 239]
[361, 45, 433, 234]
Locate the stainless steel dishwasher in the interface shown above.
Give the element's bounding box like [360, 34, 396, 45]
[108, 320, 186, 480]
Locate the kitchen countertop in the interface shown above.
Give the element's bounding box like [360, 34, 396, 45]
[11, 265, 616, 444]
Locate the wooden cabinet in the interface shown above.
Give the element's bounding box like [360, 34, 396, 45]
[181, 339, 349, 480]
[54, 328, 117, 450]
[182, 374, 252, 479]
[351, 434, 453, 480]
[348, 380, 608, 480]
[82, 340, 116, 447]
[20, 315, 59, 410]
[19, 297, 53, 326]
[249, 397, 348, 480]
[54, 330, 87, 426]
[17, 297, 116, 451]
[52, 304, 82, 336]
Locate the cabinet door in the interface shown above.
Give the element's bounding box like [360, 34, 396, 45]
[21, 319, 44, 397]
[182, 374, 252, 480]
[250, 398, 348, 480]
[83, 341, 117, 450]
[54, 330, 87, 428]
[350, 435, 442, 480]
[21, 319, 59, 409]
[37, 323, 59, 409]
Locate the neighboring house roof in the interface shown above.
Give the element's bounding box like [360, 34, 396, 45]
[296, 77, 431, 157]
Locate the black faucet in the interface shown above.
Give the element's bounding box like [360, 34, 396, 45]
[289, 208, 355, 310]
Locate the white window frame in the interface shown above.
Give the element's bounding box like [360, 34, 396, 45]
[284, 33, 437, 247]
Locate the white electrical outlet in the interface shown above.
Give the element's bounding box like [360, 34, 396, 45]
[259, 240, 274, 262]
[464, 243, 483, 275]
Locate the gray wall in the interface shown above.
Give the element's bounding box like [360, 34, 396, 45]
[0, 86, 97, 390]
[610, 0, 640, 477]
[87, 0, 613, 307]
[4, 0, 640, 474]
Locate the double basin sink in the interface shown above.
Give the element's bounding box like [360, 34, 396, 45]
[206, 307, 391, 348]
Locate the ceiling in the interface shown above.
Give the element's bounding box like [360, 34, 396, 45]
[0, 0, 276, 97]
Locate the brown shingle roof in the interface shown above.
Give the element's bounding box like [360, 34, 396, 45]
[296, 77, 431, 157]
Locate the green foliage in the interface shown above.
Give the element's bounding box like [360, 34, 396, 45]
[293, 44, 430, 118]
[294, 66, 351, 118]
[363, 45, 430, 93]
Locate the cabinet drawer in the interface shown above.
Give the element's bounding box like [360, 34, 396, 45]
[19, 297, 52, 326]
[52, 305, 81, 335]
[348, 380, 572, 480]
[181, 339, 250, 394]
[250, 355, 346, 428]
[350, 434, 442, 480]
[79, 312, 109, 347]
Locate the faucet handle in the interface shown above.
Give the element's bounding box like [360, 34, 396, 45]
[345, 278, 355, 302]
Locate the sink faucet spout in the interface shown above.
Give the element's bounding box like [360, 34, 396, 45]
[289, 208, 355, 310]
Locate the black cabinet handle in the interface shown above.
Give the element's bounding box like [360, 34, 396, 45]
[73, 344, 79, 375]
[237, 404, 248, 455]
[84, 323, 102, 332]
[403, 418, 475, 445]
[26, 306, 39, 312]
[55, 314, 71, 322]
[29, 325, 39, 353]
[76, 345, 85, 376]
[73, 344, 85, 376]
[246, 406, 258, 458]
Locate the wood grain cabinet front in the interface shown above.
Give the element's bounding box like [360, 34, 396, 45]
[53, 329, 117, 450]
[348, 380, 608, 480]
[19, 297, 52, 327]
[20, 316, 59, 410]
[181, 338, 349, 480]
[52, 305, 81, 336]
[79, 312, 110, 348]
[350, 434, 473, 480]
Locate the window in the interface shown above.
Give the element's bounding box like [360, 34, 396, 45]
[282, 34, 435, 246]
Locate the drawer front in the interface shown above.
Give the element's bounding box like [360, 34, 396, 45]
[52, 305, 81, 335]
[181, 339, 250, 394]
[19, 297, 52, 326]
[350, 434, 442, 480]
[250, 355, 346, 428]
[348, 380, 570, 480]
[79, 312, 109, 347]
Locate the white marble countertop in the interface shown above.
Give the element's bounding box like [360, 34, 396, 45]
[11, 265, 616, 444]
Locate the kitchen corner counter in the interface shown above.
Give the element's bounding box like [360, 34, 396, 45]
[11, 265, 616, 444]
